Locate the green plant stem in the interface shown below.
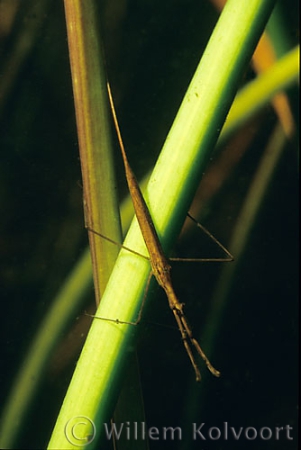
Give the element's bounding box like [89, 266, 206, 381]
[48, 1, 276, 448]
[223, 45, 299, 141]
[64, 0, 122, 304]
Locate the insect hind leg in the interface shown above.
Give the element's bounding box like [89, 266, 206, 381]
[171, 305, 221, 381]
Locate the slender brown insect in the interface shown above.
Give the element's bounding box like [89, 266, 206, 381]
[93, 82, 233, 381]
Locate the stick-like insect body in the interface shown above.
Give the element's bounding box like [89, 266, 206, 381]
[105, 82, 224, 381]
